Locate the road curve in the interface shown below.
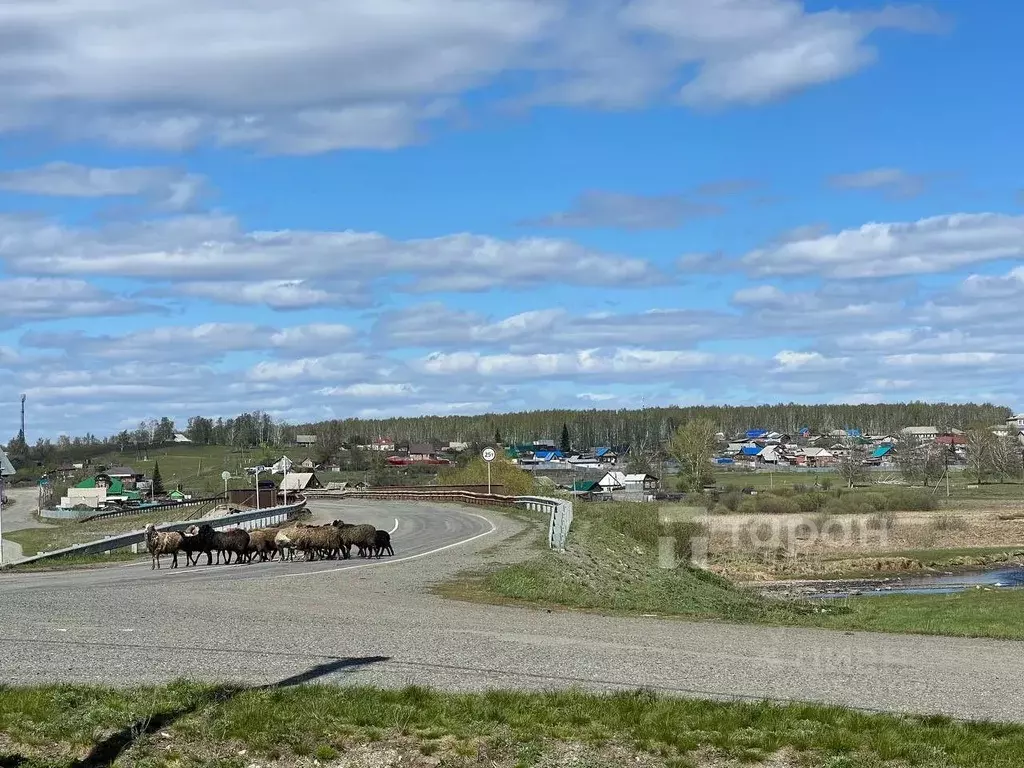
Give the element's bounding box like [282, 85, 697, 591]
[2, 499, 1024, 724]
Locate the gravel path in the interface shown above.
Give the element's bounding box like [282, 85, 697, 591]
[1, 486, 52, 563]
[1, 498, 1023, 723]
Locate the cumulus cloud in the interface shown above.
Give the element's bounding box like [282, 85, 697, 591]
[0, 162, 206, 211]
[522, 190, 724, 230]
[413, 348, 755, 382]
[0, 277, 160, 328]
[373, 302, 741, 350]
[20, 322, 356, 362]
[172, 280, 371, 311]
[739, 213, 1024, 278]
[0, 0, 942, 152]
[0, 213, 663, 294]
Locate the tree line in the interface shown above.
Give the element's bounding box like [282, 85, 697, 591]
[5, 402, 1013, 470]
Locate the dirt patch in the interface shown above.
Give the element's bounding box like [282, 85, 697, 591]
[702, 506, 1024, 580]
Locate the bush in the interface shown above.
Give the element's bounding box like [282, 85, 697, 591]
[931, 514, 969, 532]
[720, 491, 743, 512]
[754, 496, 801, 515]
[794, 492, 827, 513]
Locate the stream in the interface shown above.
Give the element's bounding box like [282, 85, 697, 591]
[759, 566, 1024, 600]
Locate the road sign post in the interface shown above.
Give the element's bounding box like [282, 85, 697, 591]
[221, 470, 231, 500]
[482, 447, 496, 495]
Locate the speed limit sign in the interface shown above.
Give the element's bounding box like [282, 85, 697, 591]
[482, 447, 496, 462]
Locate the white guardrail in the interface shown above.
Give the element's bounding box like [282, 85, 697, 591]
[5, 498, 309, 568]
[306, 488, 573, 551]
[514, 495, 573, 551]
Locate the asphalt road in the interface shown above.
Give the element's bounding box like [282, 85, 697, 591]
[2, 498, 1023, 724]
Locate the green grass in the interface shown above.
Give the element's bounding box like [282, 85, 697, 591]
[440, 501, 1024, 641]
[4, 508, 212, 556]
[1, 681, 1022, 767]
[2, 551, 142, 571]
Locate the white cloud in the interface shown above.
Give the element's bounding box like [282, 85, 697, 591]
[0, 213, 662, 294]
[740, 213, 1024, 278]
[173, 280, 370, 310]
[373, 302, 741, 350]
[0, 0, 941, 152]
[21, 322, 356, 362]
[0, 277, 159, 328]
[522, 190, 724, 230]
[414, 348, 754, 381]
[0, 162, 205, 210]
[827, 167, 929, 199]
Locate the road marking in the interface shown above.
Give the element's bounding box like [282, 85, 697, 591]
[265, 512, 496, 581]
[389, 518, 399, 534]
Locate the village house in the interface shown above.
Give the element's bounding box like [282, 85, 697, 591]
[294, 434, 317, 447]
[104, 466, 144, 489]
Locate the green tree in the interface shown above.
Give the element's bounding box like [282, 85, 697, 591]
[667, 418, 718, 491]
[560, 422, 571, 453]
[437, 455, 535, 496]
[151, 461, 165, 496]
[494, 428, 503, 445]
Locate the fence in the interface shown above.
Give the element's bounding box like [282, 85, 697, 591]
[314, 488, 573, 551]
[72, 496, 223, 524]
[7, 498, 309, 568]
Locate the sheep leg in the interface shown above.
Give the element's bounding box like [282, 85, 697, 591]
[171, 551, 178, 568]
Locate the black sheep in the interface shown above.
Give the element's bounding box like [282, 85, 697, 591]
[213, 528, 251, 564]
[372, 529, 394, 558]
[180, 524, 217, 566]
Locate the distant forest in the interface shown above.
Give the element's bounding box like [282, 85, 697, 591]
[289, 402, 1013, 452]
[6, 402, 1014, 466]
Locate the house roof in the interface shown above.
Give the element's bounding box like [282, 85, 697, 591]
[280, 472, 319, 490]
[740, 446, 761, 456]
[408, 443, 435, 454]
[871, 445, 894, 458]
[573, 480, 600, 493]
[295, 434, 317, 442]
[803, 447, 833, 457]
[624, 473, 658, 482]
[105, 466, 138, 477]
[534, 450, 564, 461]
[76, 475, 125, 494]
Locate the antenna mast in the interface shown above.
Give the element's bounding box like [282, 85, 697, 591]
[20, 394, 26, 442]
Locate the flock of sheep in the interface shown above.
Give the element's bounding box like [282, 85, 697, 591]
[143, 519, 395, 570]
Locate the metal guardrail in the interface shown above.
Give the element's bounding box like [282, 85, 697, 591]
[75, 495, 223, 523]
[313, 489, 573, 550]
[5, 498, 310, 568]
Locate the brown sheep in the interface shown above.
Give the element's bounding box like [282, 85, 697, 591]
[245, 529, 280, 563]
[331, 521, 376, 558]
[144, 523, 184, 570]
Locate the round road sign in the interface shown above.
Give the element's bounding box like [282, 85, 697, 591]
[482, 447, 496, 462]
[221, 471, 232, 480]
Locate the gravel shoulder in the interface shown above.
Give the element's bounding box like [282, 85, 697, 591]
[1, 499, 1022, 724]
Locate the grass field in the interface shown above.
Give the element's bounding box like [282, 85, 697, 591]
[1, 681, 1020, 767]
[713, 468, 1024, 501]
[439, 501, 1024, 641]
[3, 507, 218, 557]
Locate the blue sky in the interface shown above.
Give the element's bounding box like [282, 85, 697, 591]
[0, 0, 1022, 440]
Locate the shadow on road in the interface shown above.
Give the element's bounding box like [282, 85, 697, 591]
[2, 655, 389, 768]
